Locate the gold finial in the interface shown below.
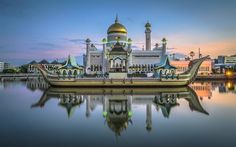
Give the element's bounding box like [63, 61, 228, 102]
[115, 14, 119, 23]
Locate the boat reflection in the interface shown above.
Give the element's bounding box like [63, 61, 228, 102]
[32, 86, 209, 136]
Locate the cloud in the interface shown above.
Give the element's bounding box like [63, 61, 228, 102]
[63, 38, 103, 49]
[37, 42, 61, 48]
[64, 38, 86, 44]
[131, 45, 141, 50]
[152, 33, 236, 58]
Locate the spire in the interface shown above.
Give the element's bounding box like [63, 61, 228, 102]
[115, 14, 119, 23]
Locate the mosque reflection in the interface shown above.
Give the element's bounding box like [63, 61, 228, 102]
[32, 86, 209, 135]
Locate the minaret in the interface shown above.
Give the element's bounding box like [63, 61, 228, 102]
[127, 38, 132, 73]
[85, 38, 91, 74]
[161, 38, 167, 57]
[102, 38, 107, 74]
[127, 38, 132, 50]
[145, 21, 151, 51]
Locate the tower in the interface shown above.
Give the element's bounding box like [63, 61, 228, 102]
[145, 21, 151, 51]
[85, 38, 91, 73]
[102, 38, 107, 73]
[161, 38, 167, 57]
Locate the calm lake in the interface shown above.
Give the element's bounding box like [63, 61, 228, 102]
[0, 79, 236, 147]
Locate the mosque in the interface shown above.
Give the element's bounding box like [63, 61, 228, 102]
[84, 15, 167, 78]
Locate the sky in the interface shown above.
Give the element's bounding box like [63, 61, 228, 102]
[0, 0, 236, 65]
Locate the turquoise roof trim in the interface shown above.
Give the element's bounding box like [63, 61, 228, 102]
[59, 55, 83, 70]
[154, 55, 176, 69]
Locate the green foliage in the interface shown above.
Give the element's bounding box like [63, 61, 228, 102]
[19, 65, 28, 73]
[3, 68, 18, 73]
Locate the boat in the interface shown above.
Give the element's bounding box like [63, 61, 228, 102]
[36, 56, 209, 87]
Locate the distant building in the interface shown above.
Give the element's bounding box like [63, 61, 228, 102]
[27, 59, 63, 73]
[4, 63, 10, 69]
[171, 59, 213, 75]
[217, 56, 225, 64]
[0, 62, 13, 72]
[215, 55, 236, 65]
[0, 62, 4, 72]
[214, 55, 236, 73]
[224, 56, 236, 64]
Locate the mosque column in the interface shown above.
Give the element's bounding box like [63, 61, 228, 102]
[128, 53, 132, 73]
[121, 60, 123, 68]
[125, 60, 128, 72]
[111, 60, 113, 68]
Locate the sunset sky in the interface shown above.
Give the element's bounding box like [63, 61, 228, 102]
[0, 0, 235, 65]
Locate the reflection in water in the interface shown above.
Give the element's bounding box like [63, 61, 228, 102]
[32, 86, 209, 136]
[26, 78, 49, 91]
[211, 81, 236, 93]
[190, 82, 212, 100]
[1, 80, 236, 146]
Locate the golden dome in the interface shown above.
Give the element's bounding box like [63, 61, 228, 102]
[107, 16, 127, 34]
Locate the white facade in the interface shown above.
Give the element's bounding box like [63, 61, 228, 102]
[84, 16, 166, 75]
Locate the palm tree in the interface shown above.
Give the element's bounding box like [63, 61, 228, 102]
[190, 51, 195, 60]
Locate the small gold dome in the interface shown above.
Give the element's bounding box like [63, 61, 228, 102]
[107, 15, 127, 34]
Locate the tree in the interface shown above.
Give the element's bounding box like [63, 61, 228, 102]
[3, 68, 17, 73]
[190, 51, 195, 60]
[19, 65, 28, 73]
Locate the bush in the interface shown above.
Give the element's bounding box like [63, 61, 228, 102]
[3, 68, 18, 73]
[19, 65, 28, 73]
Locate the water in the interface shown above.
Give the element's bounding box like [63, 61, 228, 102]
[0, 79, 236, 147]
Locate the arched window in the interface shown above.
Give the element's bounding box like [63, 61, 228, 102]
[63, 70, 67, 77]
[68, 70, 72, 76]
[73, 70, 78, 76]
[165, 70, 168, 75]
[100, 65, 102, 71]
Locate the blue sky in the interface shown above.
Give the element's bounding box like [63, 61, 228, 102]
[0, 0, 236, 65]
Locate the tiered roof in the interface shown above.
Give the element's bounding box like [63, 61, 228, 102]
[59, 55, 83, 70]
[154, 55, 176, 69]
